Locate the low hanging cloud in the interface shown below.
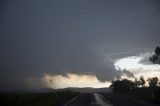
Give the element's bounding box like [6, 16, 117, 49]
[26, 56, 135, 89]
[26, 73, 111, 89]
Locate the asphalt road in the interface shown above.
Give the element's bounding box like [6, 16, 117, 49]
[56, 93, 159, 106]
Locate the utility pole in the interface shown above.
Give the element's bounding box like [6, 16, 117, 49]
[49, 79, 58, 97]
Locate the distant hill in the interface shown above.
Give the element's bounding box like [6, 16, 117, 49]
[0, 87, 112, 94]
[40, 87, 112, 93]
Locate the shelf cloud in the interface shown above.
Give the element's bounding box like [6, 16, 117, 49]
[1, 0, 160, 90]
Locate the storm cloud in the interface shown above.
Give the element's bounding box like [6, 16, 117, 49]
[1, 0, 160, 90]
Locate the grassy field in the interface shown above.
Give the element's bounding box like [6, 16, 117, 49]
[0, 91, 77, 106]
[119, 87, 160, 104]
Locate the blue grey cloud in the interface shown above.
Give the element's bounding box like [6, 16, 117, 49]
[0, 0, 160, 90]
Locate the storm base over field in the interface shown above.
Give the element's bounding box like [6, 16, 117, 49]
[1, 0, 160, 91]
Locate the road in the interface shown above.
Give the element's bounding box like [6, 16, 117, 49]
[56, 93, 159, 106]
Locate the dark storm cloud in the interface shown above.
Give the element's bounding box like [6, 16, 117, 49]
[1, 0, 160, 90]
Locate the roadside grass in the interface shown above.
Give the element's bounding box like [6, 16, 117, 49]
[0, 91, 77, 106]
[112, 87, 160, 104]
[125, 87, 160, 104]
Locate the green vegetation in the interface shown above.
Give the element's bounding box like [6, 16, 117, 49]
[0, 91, 77, 106]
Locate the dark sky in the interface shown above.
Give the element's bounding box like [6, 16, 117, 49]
[1, 0, 160, 90]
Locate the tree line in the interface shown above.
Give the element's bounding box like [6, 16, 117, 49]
[109, 76, 159, 92]
[110, 46, 160, 92]
[109, 46, 160, 103]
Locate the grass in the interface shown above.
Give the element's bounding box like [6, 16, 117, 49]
[0, 91, 77, 106]
[118, 87, 160, 104]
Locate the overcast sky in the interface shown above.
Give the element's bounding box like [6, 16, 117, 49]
[1, 0, 160, 90]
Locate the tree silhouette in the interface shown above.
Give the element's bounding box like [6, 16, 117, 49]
[109, 76, 160, 102]
[159, 82, 160, 86]
[150, 46, 160, 64]
[109, 79, 135, 92]
[147, 77, 159, 100]
[139, 76, 145, 87]
[134, 78, 141, 88]
[147, 77, 159, 87]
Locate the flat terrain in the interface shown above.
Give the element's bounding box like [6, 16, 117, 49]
[0, 92, 77, 106]
[56, 93, 160, 106]
[1, 92, 159, 106]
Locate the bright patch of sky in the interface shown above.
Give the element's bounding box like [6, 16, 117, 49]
[27, 73, 111, 89]
[114, 52, 160, 80]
